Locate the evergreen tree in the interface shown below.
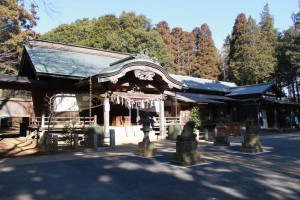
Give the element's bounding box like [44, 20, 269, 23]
[0, 0, 38, 74]
[228, 13, 247, 84]
[276, 9, 300, 102]
[258, 3, 278, 82]
[220, 35, 230, 81]
[229, 15, 262, 85]
[42, 12, 173, 71]
[240, 16, 262, 85]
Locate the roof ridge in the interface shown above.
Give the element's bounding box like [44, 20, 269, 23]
[28, 39, 129, 58]
[170, 74, 235, 84]
[231, 82, 274, 89]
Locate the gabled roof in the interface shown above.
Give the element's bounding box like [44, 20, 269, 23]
[227, 82, 275, 96]
[24, 40, 128, 78]
[164, 91, 225, 104]
[170, 74, 236, 93]
[23, 40, 183, 90]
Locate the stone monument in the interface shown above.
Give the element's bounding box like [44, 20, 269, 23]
[135, 113, 157, 157]
[240, 120, 263, 153]
[171, 121, 204, 166]
[214, 114, 230, 146]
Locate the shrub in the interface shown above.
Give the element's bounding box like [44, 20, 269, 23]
[190, 106, 202, 130]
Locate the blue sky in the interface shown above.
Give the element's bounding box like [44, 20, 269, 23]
[33, 0, 299, 50]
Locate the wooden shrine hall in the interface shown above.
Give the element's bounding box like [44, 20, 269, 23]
[17, 39, 185, 138]
[1, 39, 299, 141]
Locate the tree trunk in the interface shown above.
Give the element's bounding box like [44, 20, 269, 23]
[296, 78, 299, 103]
[292, 79, 296, 102]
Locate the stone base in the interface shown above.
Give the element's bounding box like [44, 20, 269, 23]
[171, 152, 204, 166]
[240, 147, 263, 153]
[171, 141, 204, 166]
[135, 142, 157, 157]
[214, 136, 230, 146]
[240, 134, 263, 153]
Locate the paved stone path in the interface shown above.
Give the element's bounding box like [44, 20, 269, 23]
[0, 131, 300, 200]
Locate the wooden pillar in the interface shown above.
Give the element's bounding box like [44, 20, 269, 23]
[41, 113, 45, 128]
[104, 97, 110, 137]
[257, 101, 261, 128]
[52, 134, 58, 153]
[74, 134, 79, 150]
[274, 109, 278, 128]
[159, 98, 166, 139]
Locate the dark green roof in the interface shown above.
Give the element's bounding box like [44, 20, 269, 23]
[170, 74, 236, 92]
[227, 82, 275, 96]
[25, 40, 128, 78]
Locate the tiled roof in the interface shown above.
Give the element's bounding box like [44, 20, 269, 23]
[227, 82, 274, 96]
[170, 74, 236, 92]
[25, 40, 128, 78]
[164, 91, 225, 104]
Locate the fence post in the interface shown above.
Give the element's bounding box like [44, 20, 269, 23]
[74, 134, 79, 150]
[41, 113, 45, 128]
[53, 134, 58, 153]
[93, 132, 97, 149]
[110, 129, 115, 149]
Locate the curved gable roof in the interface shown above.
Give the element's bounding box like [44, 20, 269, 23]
[81, 55, 184, 90]
[23, 40, 128, 78]
[24, 40, 183, 90]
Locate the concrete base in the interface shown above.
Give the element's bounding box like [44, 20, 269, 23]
[135, 142, 157, 157]
[171, 141, 204, 166]
[240, 134, 263, 153]
[214, 136, 230, 146]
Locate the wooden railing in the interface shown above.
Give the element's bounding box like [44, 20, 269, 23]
[28, 115, 180, 133]
[165, 117, 181, 125]
[153, 117, 181, 127]
[29, 115, 97, 131]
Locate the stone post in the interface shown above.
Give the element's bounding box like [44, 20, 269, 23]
[159, 99, 165, 139]
[195, 129, 200, 142]
[93, 132, 97, 149]
[52, 134, 58, 153]
[41, 113, 45, 128]
[110, 129, 115, 149]
[104, 97, 110, 138]
[74, 134, 78, 150]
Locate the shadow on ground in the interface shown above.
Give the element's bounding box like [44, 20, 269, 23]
[0, 132, 299, 200]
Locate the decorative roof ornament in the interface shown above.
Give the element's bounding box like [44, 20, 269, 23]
[134, 69, 155, 80]
[134, 49, 159, 64]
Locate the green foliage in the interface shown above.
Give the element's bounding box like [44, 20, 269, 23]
[0, 0, 38, 74]
[228, 6, 279, 85]
[258, 3, 278, 82]
[275, 8, 300, 101]
[41, 12, 173, 70]
[190, 106, 202, 130]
